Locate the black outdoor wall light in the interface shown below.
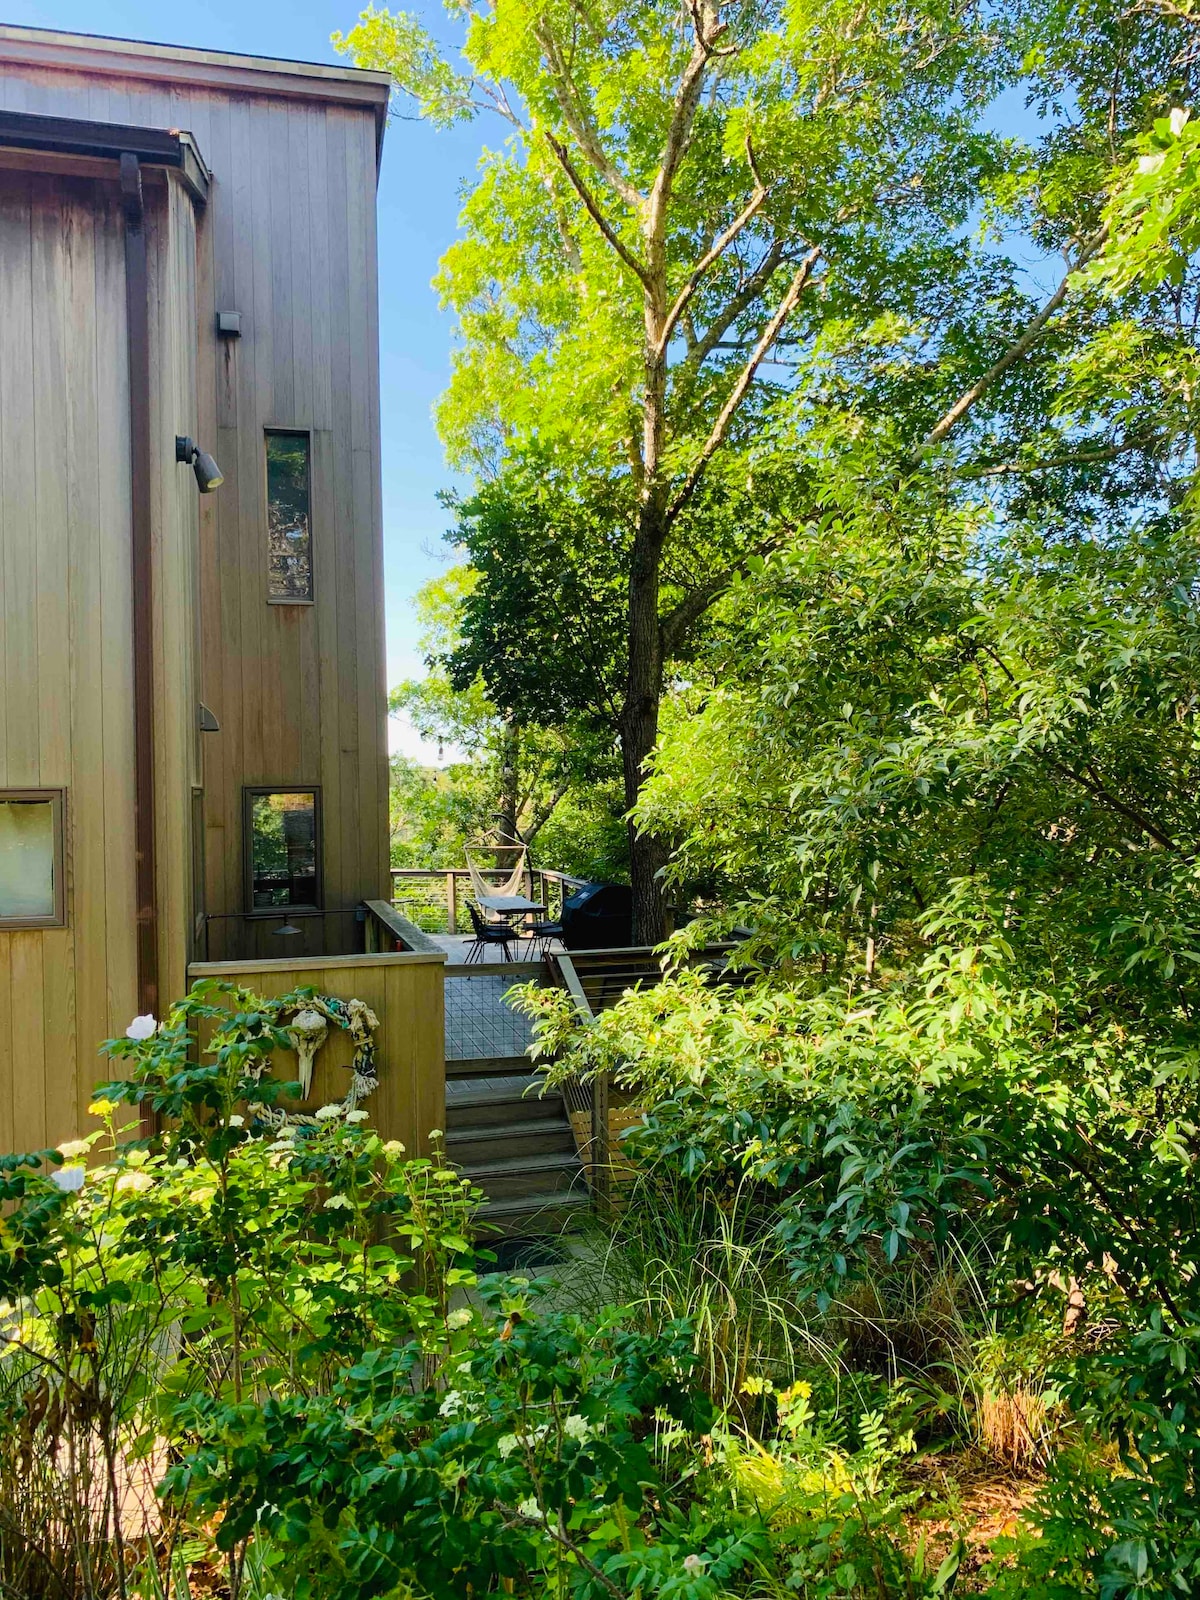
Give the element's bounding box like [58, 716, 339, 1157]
[175, 435, 225, 493]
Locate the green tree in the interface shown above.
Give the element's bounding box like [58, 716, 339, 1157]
[338, 0, 1101, 940]
[391, 566, 619, 868]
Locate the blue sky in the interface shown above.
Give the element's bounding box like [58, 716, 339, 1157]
[3, 0, 473, 756]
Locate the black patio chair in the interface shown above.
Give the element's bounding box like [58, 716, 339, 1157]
[466, 901, 516, 964]
[526, 918, 563, 959]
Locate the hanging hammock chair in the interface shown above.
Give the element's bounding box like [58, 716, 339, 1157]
[465, 841, 528, 903]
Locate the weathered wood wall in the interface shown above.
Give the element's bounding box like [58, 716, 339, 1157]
[0, 33, 392, 1145]
[0, 167, 138, 1150]
[186, 952, 446, 1155]
[0, 32, 392, 972]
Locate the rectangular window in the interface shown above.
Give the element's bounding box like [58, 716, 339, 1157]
[265, 430, 312, 602]
[191, 787, 206, 952]
[0, 790, 66, 928]
[244, 788, 321, 912]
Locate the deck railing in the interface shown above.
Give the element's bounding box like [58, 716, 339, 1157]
[546, 944, 738, 1209]
[390, 866, 588, 936]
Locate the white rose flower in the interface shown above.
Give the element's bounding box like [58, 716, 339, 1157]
[115, 1170, 154, 1193]
[446, 1308, 472, 1330]
[344, 1109, 369, 1124]
[517, 1498, 542, 1521]
[563, 1414, 590, 1442]
[125, 1014, 157, 1041]
[51, 1165, 86, 1193]
[227, 1115, 245, 1128]
[313, 1104, 343, 1122]
[438, 1391, 463, 1416]
[57, 1139, 91, 1161]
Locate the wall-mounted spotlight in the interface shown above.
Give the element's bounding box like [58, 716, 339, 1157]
[175, 435, 224, 493]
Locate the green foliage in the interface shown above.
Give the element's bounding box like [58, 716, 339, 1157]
[0, 984, 481, 1598]
[162, 1298, 742, 1600]
[389, 561, 622, 874]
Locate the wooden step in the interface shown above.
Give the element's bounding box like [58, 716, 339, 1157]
[446, 1117, 576, 1166]
[446, 1079, 563, 1130]
[478, 1190, 592, 1238]
[461, 1151, 583, 1202]
[446, 1054, 534, 1079]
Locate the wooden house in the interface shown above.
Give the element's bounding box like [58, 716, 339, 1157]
[0, 27, 407, 1148]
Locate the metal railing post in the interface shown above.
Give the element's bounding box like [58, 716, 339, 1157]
[446, 870, 457, 935]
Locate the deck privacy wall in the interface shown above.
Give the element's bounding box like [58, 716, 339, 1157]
[187, 952, 446, 1157]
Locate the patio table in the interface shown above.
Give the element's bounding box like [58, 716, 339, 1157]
[476, 893, 546, 917]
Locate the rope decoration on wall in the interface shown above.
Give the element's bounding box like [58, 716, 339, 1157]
[247, 992, 381, 1129]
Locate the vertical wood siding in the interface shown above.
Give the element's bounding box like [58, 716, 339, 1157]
[0, 170, 137, 1149]
[0, 65, 390, 974]
[0, 55, 390, 1134]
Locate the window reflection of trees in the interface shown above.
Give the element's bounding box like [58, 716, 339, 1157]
[266, 433, 312, 601]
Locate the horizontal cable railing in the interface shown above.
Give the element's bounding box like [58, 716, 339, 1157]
[390, 866, 589, 935]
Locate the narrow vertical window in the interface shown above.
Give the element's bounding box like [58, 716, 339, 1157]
[191, 787, 206, 950]
[265, 430, 312, 602]
[0, 790, 66, 927]
[244, 788, 321, 912]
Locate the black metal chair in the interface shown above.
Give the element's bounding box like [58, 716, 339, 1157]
[526, 919, 563, 959]
[466, 901, 516, 964]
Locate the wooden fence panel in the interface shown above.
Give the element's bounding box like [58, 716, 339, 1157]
[186, 951, 446, 1155]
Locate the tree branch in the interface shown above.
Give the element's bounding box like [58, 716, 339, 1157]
[960, 433, 1160, 478]
[646, 0, 731, 246]
[666, 245, 823, 530]
[544, 132, 651, 288]
[913, 228, 1109, 458]
[523, 781, 570, 844]
[679, 238, 785, 376]
[656, 139, 769, 357]
[659, 532, 789, 655]
[534, 22, 643, 213]
[1047, 756, 1181, 857]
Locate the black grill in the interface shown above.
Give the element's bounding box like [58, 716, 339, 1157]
[559, 882, 633, 950]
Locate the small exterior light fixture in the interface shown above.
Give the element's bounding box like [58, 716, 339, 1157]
[175, 435, 224, 493]
[274, 918, 303, 938]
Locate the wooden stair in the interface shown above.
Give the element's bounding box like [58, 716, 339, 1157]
[445, 1064, 590, 1237]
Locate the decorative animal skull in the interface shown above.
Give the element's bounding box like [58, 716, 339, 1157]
[286, 1007, 329, 1099]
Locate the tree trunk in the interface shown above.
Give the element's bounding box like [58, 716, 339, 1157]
[497, 719, 521, 867]
[620, 515, 669, 945]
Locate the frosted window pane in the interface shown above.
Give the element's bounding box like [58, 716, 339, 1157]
[0, 800, 55, 919]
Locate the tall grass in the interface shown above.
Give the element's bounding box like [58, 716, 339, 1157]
[561, 1168, 839, 1412]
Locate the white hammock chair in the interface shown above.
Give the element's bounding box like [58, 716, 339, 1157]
[465, 842, 528, 903]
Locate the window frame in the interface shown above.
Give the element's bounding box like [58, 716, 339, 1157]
[264, 426, 315, 607]
[0, 788, 67, 930]
[242, 785, 323, 918]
